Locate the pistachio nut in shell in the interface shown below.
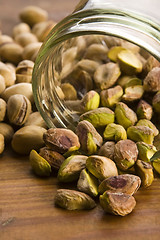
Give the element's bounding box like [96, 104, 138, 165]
[114, 139, 138, 171]
[0, 74, 6, 94]
[30, 149, 51, 177]
[16, 59, 34, 83]
[80, 107, 115, 128]
[103, 123, 127, 142]
[0, 42, 23, 64]
[100, 85, 123, 108]
[12, 22, 31, 38]
[137, 142, 157, 162]
[127, 126, 155, 144]
[0, 61, 15, 87]
[0, 98, 6, 122]
[99, 191, 136, 216]
[39, 147, 65, 170]
[15, 32, 38, 47]
[54, 189, 96, 210]
[43, 128, 80, 154]
[0, 123, 14, 143]
[136, 100, 153, 120]
[98, 141, 115, 161]
[0, 133, 5, 154]
[86, 155, 118, 181]
[24, 111, 47, 129]
[22, 42, 42, 60]
[135, 160, 154, 187]
[115, 102, 137, 129]
[58, 155, 87, 182]
[11, 125, 46, 155]
[32, 20, 56, 42]
[143, 67, 160, 92]
[76, 120, 103, 155]
[136, 119, 159, 136]
[98, 174, 141, 195]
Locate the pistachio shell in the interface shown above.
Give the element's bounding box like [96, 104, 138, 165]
[24, 111, 47, 129]
[0, 61, 15, 87]
[0, 42, 23, 64]
[0, 98, 6, 122]
[0, 123, 14, 143]
[32, 20, 56, 42]
[15, 32, 38, 47]
[0, 74, 6, 94]
[12, 23, 31, 38]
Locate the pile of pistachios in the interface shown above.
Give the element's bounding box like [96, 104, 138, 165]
[1, 6, 160, 217]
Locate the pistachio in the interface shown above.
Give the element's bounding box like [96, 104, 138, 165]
[99, 191, 136, 216]
[100, 85, 123, 108]
[98, 141, 115, 160]
[153, 134, 160, 151]
[137, 142, 157, 162]
[39, 147, 65, 170]
[76, 120, 103, 155]
[142, 55, 160, 77]
[152, 91, 160, 113]
[24, 111, 47, 129]
[98, 174, 141, 195]
[137, 100, 153, 120]
[76, 59, 100, 76]
[32, 20, 56, 42]
[115, 102, 137, 129]
[0, 133, 5, 154]
[118, 49, 142, 75]
[150, 151, 160, 174]
[0, 42, 23, 64]
[103, 123, 127, 142]
[124, 77, 142, 88]
[0, 123, 14, 143]
[15, 32, 38, 47]
[11, 125, 46, 155]
[135, 160, 154, 187]
[16, 60, 34, 83]
[136, 119, 159, 136]
[81, 90, 100, 112]
[61, 47, 78, 69]
[0, 35, 13, 45]
[0, 74, 6, 94]
[22, 42, 42, 60]
[12, 23, 31, 38]
[1, 82, 34, 103]
[61, 83, 77, 100]
[58, 155, 87, 182]
[86, 155, 118, 181]
[77, 169, 99, 197]
[117, 75, 135, 88]
[80, 107, 115, 128]
[143, 67, 160, 92]
[107, 46, 126, 62]
[19, 6, 48, 27]
[54, 189, 96, 210]
[94, 62, 121, 90]
[0, 98, 6, 121]
[43, 128, 80, 154]
[0, 61, 15, 87]
[122, 85, 144, 102]
[30, 149, 51, 177]
[103, 36, 122, 48]
[7, 94, 31, 126]
[68, 36, 87, 59]
[127, 126, 154, 144]
[84, 43, 109, 63]
[114, 139, 138, 171]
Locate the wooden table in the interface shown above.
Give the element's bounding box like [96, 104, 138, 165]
[1, 1, 160, 239]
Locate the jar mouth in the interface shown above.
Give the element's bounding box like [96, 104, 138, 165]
[32, 9, 160, 130]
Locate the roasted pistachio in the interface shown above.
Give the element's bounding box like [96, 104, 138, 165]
[135, 160, 154, 187]
[107, 46, 126, 62]
[58, 155, 87, 182]
[98, 174, 141, 195]
[80, 107, 115, 128]
[153, 134, 160, 151]
[94, 62, 121, 90]
[142, 56, 160, 77]
[0, 98, 6, 122]
[122, 85, 144, 102]
[99, 191, 136, 216]
[12, 22, 31, 38]
[32, 20, 56, 42]
[137, 142, 157, 162]
[0, 123, 14, 143]
[86, 155, 118, 181]
[81, 90, 100, 112]
[76, 59, 100, 76]
[24, 111, 47, 128]
[103, 123, 127, 142]
[77, 168, 99, 197]
[43, 128, 80, 154]
[127, 126, 154, 144]
[15, 32, 38, 47]
[61, 83, 77, 100]
[143, 67, 160, 92]
[150, 151, 160, 174]
[137, 100, 153, 120]
[30, 149, 51, 177]
[100, 85, 123, 108]
[22, 42, 42, 60]
[0, 133, 5, 154]
[0, 34, 13, 45]
[115, 102, 137, 129]
[16, 59, 34, 83]
[98, 141, 115, 160]
[54, 189, 96, 210]
[76, 120, 103, 155]
[114, 139, 138, 171]
[84, 43, 109, 63]
[152, 91, 160, 113]
[117, 75, 135, 88]
[124, 77, 142, 88]
[0, 42, 23, 64]
[136, 119, 159, 136]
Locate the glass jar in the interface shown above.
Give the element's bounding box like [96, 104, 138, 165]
[32, 0, 160, 130]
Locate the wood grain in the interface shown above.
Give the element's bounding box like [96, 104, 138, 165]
[0, 1, 160, 240]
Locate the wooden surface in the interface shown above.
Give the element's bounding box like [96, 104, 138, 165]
[1, 1, 160, 240]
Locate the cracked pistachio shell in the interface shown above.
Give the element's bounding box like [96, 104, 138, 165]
[86, 155, 118, 181]
[0, 98, 6, 122]
[16, 60, 34, 83]
[135, 160, 154, 187]
[143, 67, 160, 92]
[115, 102, 137, 129]
[100, 85, 123, 108]
[0, 133, 5, 154]
[150, 151, 160, 174]
[0, 42, 23, 64]
[11, 125, 46, 155]
[43, 128, 80, 154]
[30, 149, 51, 177]
[127, 126, 154, 144]
[137, 142, 157, 162]
[58, 155, 87, 182]
[136, 119, 159, 136]
[76, 120, 103, 155]
[77, 169, 99, 197]
[152, 91, 160, 113]
[137, 100, 153, 120]
[0, 123, 14, 142]
[98, 141, 115, 161]
[81, 90, 100, 112]
[61, 83, 77, 100]
[122, 85, 144, 102]
[103, 123, 127, 142]
[54, 189, 96, 210]
[80, 107, 115, 128]
[117, 49, 142, 75]
[94, 62, 121, 90]
[7, 94, 31, 126]
[107, 46, 126, 62]
[98, 174, 141, 195]
[84, 43, 109, 63]
[114, 139, 138, 171]
[99, 191, 136, 216]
